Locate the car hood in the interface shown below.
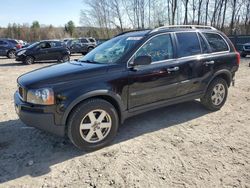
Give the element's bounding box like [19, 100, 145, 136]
[244, 43, 250, 46]
[18, 61, 109, 88]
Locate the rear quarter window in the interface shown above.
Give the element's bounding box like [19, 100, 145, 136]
[203, 33, 229, 52]
[176, 32, 201, 57]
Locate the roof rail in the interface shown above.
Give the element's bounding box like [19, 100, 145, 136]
[150, 25, 217, 33]
[115, 29, 150, 37]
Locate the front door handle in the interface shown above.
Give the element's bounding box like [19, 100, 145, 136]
[167, 66, 179, 72]
[204, 60, 215, 65]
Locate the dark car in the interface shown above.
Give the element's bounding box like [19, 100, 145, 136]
[0, 38, 22, 58]
[14, 25, 240, 150]
[66, 38, 96, 55]
[240, 43, 250, 57]
[15, 40, 70, 64]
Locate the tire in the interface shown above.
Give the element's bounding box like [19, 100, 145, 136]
[25, 56, 34, 65]
[240, 53, 246, 58]
[67, 98, 119, 151]
[60, 55, 70, 63]
[201, 78, 228, 111]
[87, 47, 94, 53]
[7, 50, 16, 59]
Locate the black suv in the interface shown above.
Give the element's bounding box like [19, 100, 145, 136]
[15, 40, 70, 64]
[66, 38, 96, 55]
[0, 38, 22, 58]
[14, 25, 240, 150]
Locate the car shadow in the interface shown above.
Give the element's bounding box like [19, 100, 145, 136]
[0, 57, 9, 60]
[0, 100, 210, 183]
[0, 62, 26, 67]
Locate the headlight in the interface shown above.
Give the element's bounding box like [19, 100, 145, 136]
[17, 50, 26, 56]
[27, 88, 54, 105]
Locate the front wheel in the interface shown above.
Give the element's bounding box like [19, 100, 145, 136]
[67, 99, 119, 151]
[240, 53, 246, 58]
[24, 56, 34, 65]
[201, 78, 228, 111]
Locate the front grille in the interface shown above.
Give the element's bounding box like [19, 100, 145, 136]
[244, 46, 250, 50]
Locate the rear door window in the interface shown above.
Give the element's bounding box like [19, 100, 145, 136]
[176, 32, 201, 57]
[198, 33, 210, 53]
[80, 38, 88, 43]
[203, 33, 229, 52]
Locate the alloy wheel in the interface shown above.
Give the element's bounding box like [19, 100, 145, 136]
[79, 109, 112, 143]
[211, 83, 225, 106]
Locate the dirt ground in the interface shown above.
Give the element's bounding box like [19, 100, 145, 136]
[0, 55, 249, 188]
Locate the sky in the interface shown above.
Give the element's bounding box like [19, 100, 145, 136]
[0, 0, 85, 27]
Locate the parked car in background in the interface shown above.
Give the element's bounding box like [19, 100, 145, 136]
[14, 25, 239, 150]
[240, 43, 250, 57]
[66, 38, 96, 55]
[0, 38, 22, 58]
[15, 40, 70, 64]
[88, 37, 97, 46]
[63, 38, 74, 43]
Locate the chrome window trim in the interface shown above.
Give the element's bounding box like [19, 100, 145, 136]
[127, 31, 231, 68]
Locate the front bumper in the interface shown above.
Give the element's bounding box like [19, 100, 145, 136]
[14, 92, 65, 137]
[242, 47, 250, 54]
[15, 54, 26, 61]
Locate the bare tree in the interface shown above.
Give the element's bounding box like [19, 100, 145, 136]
[183, 0, 189, 24]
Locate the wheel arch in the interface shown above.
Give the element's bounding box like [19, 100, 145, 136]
[62, 90, 126, 127]
[208, 69, 232, 88]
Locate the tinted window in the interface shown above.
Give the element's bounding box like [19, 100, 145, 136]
[198, 33, 209, 53]
[203, 33, 228, 52]
[89, 39, 95, 42]
[176, 32, 201, 57]
[40, 42, 51, 49]
[80, 39, 88, 43]
[134, 34, 173, 62]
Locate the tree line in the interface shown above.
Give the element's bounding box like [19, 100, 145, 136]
[0, 0, 249, 41]
[81, 0, 250, 37]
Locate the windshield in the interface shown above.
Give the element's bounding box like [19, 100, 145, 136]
[27, 42, 39, 49]
[79, 35, 143, 64]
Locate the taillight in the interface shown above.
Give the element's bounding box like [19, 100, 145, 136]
[236, 52, 240, 65]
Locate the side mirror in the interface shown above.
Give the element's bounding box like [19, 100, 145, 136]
[132, 55, 152, 66]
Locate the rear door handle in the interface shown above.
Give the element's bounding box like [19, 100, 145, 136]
[167, 66, 179, 72]
[204, 60, 215, 65]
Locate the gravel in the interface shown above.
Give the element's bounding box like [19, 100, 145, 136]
[0, 56, 250, 188]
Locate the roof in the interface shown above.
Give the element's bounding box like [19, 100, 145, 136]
[117, 25, 219, 37]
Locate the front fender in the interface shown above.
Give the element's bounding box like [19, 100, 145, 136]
[61, 90, 125, 125]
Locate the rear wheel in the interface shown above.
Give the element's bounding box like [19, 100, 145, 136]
[24, 56, 34, 65]
[87, 47, 94, 53]
[7, 50, 16, 59]
[67, 98, 119, 151]
[201, 78, 228, 111]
